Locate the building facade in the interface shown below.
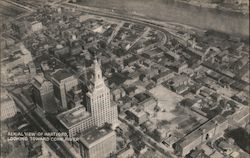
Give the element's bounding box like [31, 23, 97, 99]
[51, 69, 78, 110]
[57, 106, 94, 137]
[85, 60, 118, 127]
[79, 126, 116, 158]
[173, 115, 228, 157]
[57, 60, 119, 137]
[1, 90, 17, 121]
[32, 75, 57, 113]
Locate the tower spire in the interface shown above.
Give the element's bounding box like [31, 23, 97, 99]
[94, 59, 102, 81]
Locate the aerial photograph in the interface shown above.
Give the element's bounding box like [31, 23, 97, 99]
[0, 0, 249, 158]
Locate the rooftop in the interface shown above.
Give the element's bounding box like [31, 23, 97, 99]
[152, 70, 173, 80]
[134, 92, 150, 103]
[51, 69, 73, 83]
[32, 75, 51, 89]
[79, 126, 114, 148]
[176, 115, 227, 148]
[57, 106, 91, 128]
[128, 106, 146, 118]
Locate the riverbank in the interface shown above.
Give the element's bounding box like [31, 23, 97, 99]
[176, 0, 249, 15]
[74, 0, 249, 36]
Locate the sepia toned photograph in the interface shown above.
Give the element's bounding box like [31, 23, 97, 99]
[0, 0, 249, 158]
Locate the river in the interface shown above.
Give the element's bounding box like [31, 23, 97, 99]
[77, 0, 249, 37]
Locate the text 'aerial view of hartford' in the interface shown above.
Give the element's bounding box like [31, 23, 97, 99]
[0, 0, 249, 158]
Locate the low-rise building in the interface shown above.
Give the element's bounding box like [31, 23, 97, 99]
[168, 74, 190, 93]
[173, 115, 228, 157]
[111, 88, 126, 101]
[126, 107, 148, 125]
[117, 144, 135, 158]
[151, 70, 175, 84]
[31, 21, 43, 32]
[2, 43, 32, 71]
[134, 93, 157, 116]
[66, 85, 83, 109]
[167, 61, 189, 74]
[57, 106, 94, 137]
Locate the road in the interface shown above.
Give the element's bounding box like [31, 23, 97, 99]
[127, 27, 151, 51]
[3, 0, 34, 11]
[9, 92, 76, 158]
[61, 2, 180, 44]
[119, 116, 176, 158]
[107, 21, 124, 44]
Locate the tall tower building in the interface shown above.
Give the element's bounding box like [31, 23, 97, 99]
[32, 75, 57, 113]
[86, 60, 118, 127]
[51, 69, 78, 110]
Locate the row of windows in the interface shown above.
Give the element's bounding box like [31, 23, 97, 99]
[91, 92, 110, 102]
[89, 136, 116, 157]
[70, 118, 93, 136]
[1, 110, 17, 120]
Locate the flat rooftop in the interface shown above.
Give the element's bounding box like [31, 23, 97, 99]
[128, 107, 146, 118]
[177, 115, 226, 148]
[32, 75, 51, 89]
[80, 126, 114, 148]
[134, 93, 151, 102]
[57, 106, 91, 129]
[51, 69, 73, 83]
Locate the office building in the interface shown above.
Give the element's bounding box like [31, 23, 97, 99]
[1, 89, 17, 121]
[57, 106, 94, 137]
[51, 69, 78, 110]
[85, 59, 118, 127]
[57, 60, 118, 137]
[31, 75, 57, 113]
[79, 126, 116, 158]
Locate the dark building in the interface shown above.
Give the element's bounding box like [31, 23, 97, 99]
[32, 75, 57, 113]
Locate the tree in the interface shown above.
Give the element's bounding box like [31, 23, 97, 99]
[151, 129, 161, 142]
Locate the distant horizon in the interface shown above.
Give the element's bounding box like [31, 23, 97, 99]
[75, 0, 249, 36]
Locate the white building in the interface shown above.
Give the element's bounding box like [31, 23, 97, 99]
[1, 90, 17, 121]
[79, 126, 116, 158]
[86, 60, 118, 128]
[31, 21, 43, 32]
[57, 60, 119, 137]
[57, 106, 94, 137]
